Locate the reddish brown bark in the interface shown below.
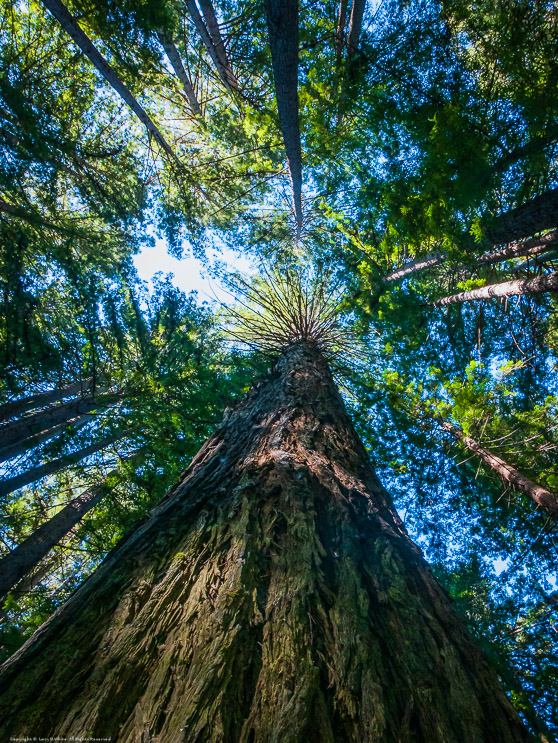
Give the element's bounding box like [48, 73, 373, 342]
[0, 342, 529, 742]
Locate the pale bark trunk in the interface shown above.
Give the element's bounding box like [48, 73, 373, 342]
[0, 433, 124, 499]
[0, 342, 529, 742]
[476, 231, 558, 265]
[0, 392, 117, 452]
[40, 0, 177, 160]
[0, 381, 91, 423]
[157, 32, 202, 115]
[438, 418, 558, 518]
[197, 0, 237, 89]
[433, 271, 558, 306]
[263, 0, 303, 236]
[186, 0, 238, 92]
[385, 251, 446, 282]
[384, 232, 558, 283]
[0, 466, 126, 601]
[346, 0, 366, 58]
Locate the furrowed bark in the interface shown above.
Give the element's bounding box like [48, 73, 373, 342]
[197, 0, 238, 89]
[263, 0, 303, 236]
[433, 271, 558, 306]
[0, 380, 92, 423]
[0, 464, 129, 601]
[346, 0, 366, 58]
[438, 418, 558, 517]
[186, 0, 238, 92]
[40, 0, 178, 161]
[0, 432, 125, 500]
[0, 342, 529, 742]
[157, 31, 202, 116]
[0, 392, 118, 452]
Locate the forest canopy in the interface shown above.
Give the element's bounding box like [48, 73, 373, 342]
[0, 0, 557, 737]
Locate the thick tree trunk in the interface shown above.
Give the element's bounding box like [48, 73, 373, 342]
[0, 465, 128, 601]
[186, 0, 238, 92]
[263, 0, 303, 236]
[346, 0, 366, 58]
[0, 380, 91, 422]
[494, 124, 558, 173]
[157, 32, 202, 116]
[438, 418, 558, 517]
[433, 270, 558, 306]
[0, 342, 529, 742]
[482, 186, 558, 246]
[0, 432, 125, 499]
[0, 392, 118, 452]
[41, 0, 178, 161]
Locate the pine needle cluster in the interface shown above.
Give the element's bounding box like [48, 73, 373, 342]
[223, 266, 355, 359]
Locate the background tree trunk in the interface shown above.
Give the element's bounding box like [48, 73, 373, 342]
[437, 418, 558, 517]
[482, 187, 558, 245]
[0, 464, 130, 601]
[0, 432, 125, 499]
[0, 417, 91, 464]
[263, 0, 303, 236]
[41, 0, 178, 160]
[0, 342, 528, 742]
[186, 0, 238, 92]
[346, 0, 366, 58]
[157, 32, 202, 115]
[434, 271, 558, 306]
[0, 392, 117, 452]
[0, 380, 91, 422]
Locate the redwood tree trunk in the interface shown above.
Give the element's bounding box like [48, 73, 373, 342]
[346, 0, 366, 58]
[0, 466, 124, 601]
[0, 392, 117, 452]
[0, 380, 91, 422]
[0, 342, 528, 742]
[41, 0, 177, 160]
[0, 432, 124, 499]
[437, 418, 558, 517]
[263, 0, 303, 236]
[434, 271, 558, 306]
[482, 186, 558, 246]
[157, 32, 202, 115]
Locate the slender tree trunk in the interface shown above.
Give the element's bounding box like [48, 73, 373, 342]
[481, 186, 558, 246]
[0, 465, 127, 601]
[263, 0, 303, 236]
[186, 0, 238, 92]
[0, 418, 92, 465]
[157, 31, 202, 115]
[335, 0, 348, 64]
[0, 342, 529, 742]
[438, 418, 558, 518]
[385, 251, 446, 282]
[476, 231, 558, 265]
[40, 0, 178, 161]
[434, 271, 558, 306]
[346, 0, 366, 58]
[384, 231, 558, 283]
[0, 392, 118, 452]
[197, 0, 238, 89]
[0, 380, 91, 423]
[0, 432, 125, 500]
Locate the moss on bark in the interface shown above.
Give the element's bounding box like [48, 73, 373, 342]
[0, 342, 531, 742]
